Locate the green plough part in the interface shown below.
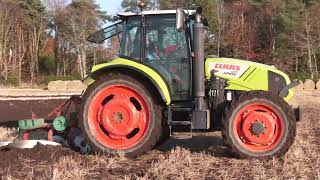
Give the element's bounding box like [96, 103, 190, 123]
[18, 119, 45, 130]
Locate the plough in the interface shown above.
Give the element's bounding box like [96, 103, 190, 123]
[1, 96, 90, 153]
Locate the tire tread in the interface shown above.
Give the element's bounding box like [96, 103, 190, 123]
[221, 91, 296, 158]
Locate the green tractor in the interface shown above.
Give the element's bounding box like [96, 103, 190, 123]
[81, 7, 299, 158]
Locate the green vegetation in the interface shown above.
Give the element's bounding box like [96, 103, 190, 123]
[289, 72, 319, 82]
[39, 55, 56, 75]
[0, 75, 19, 87]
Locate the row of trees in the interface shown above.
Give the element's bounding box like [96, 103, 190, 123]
[0, 0, 319, 86]
[123, 0, 320, 79]
[0, 0, 110, 86]
[0, 0, 46, 85]
[47, 0, 110, 78]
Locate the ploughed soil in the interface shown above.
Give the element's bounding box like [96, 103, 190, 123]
[0, 92, 319, 179]
[0, 99, 76, 122]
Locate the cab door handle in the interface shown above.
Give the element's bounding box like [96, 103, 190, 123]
[182, 58, 188, 62]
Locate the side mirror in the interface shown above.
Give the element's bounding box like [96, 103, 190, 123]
[87, 30, 105, 44]
[113, 16, 120, 22]
[176, 8, 185, 32]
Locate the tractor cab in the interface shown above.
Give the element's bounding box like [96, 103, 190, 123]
[88, 10, 201, 101]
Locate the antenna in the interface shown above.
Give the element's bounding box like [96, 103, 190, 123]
[138, 1, 146, 12]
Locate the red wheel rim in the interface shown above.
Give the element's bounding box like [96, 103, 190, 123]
[88, 85, 150, 150]
[233, 103, 284, 152]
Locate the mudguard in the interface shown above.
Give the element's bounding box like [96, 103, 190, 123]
[205, 57, 295, 102]
[83, 58, 171, 105]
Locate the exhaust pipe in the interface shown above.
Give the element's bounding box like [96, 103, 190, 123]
[192, 8, 210, 129]
[193, 9, 206, 110]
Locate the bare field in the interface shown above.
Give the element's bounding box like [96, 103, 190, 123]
[0, 92, 320, 179]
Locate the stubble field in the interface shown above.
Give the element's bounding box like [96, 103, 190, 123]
[0, 91, 319, 179]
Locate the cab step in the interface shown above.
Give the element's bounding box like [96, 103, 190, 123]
[171, 107, 192, 112]
[167, 104, 193, 139]
[170, 132, 192, 140]
[170, 121, 192, 125]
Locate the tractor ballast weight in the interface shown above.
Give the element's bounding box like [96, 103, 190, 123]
[82, 8, 299, 158]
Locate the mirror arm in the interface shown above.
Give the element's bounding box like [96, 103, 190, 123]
[176, 8, 186, 32]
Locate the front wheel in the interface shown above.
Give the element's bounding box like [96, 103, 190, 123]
[222, 91, 296, 158]
[80, 73, 162, 158]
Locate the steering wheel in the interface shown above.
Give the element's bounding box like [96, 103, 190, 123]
[165, 44, 186, 60]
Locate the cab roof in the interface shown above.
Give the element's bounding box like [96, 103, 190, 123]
[117, 10, 195, 17]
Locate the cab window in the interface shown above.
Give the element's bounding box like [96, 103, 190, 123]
[120, 17, 140, 60]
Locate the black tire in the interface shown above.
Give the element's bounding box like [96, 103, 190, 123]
[80, 72, 162, 158]
[222, 91, 296, 158]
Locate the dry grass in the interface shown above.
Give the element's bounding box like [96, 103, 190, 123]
[1, 101, 319, 179]
[139, 105, 320, 179]
[0, 127, 18, 141]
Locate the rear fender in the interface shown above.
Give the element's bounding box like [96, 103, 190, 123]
[83, 58, 171, 105]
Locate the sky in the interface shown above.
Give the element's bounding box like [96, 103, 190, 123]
[96, 0, 122, 16]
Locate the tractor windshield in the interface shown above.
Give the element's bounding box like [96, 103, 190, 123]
[87, 22, 124, 44]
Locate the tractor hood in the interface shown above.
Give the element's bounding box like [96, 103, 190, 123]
[205, 57, 294, 102]
[205, 57, 277, 80]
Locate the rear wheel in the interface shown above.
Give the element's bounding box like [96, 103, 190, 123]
[80, 73, 162, 158]
[222, 91, 296, 158]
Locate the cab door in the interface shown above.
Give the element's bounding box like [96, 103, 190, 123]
[144, 15, 192, 101]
